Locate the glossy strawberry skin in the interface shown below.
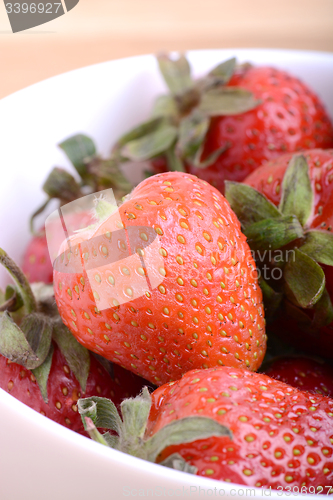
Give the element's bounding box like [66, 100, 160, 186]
[0, 345, 148, 434]
[264, 357, 333, 398]
[54, 172, 266, 386]
[147, 367, 333, 490]
[153, 67, 333, 193]
[245, 149, 333, 357]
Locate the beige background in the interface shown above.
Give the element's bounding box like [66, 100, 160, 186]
[0, 0, 332, 100]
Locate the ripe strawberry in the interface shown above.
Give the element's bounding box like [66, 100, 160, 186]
[54, 172, 266, 386]
[244, 149, 333, 212]
[263, 357, 333, 398]
[0, 248, 148, 434]
[114, 54, 333, 194]
[22, 134, 132, 283]
[78, 366, 333, 491]
[226, 149, 333, 357]
[0, 345, 147, 434]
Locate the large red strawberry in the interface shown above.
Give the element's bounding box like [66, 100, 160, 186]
[263, 356, 333, 398]
[113, 54, 333, 193]
[54, 172, 266, 386]
[225, 149, 333, 358]
[78, 366, 333, 491]
[22, 134, 132, 283]
[0, 248, 148, 434]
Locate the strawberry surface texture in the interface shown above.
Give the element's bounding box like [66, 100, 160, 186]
[54, 172, 266, 385]
[148, 367, 333, 491]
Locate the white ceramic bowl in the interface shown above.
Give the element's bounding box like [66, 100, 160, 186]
[0, 49, 332, 500]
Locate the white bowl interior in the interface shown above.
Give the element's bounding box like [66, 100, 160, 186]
[0, 49, 332, 499]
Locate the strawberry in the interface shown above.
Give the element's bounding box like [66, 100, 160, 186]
[0, 249, 148, 434]
[0, 345, 147, 434]
[113, 54, 333, 194]
[78, 366, 333, 491]
[54, 172, 266, 386]
[225, 149, 333, 358]
[22, 212, 94, 284]
[22, 134, 132, 283]
[263, 356, 333, 398]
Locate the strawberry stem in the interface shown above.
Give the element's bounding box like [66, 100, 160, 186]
[0, 248, 37, 314]
[84, 417, 109, 446]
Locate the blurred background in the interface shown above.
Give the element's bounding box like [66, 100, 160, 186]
[0, 0, 332, 99]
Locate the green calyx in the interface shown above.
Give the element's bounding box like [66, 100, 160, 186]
[0, 248, 37, 315]
[112, 54, 260, 172]
[73, 195, 119, 235]
[31, 134, 132, 235]
[225, 154, 333, 329]
[78, 387, 232, 471]
[93, 195, 119, 222]
[0, 248, 93, 402]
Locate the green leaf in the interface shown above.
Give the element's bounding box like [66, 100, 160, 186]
[312, 287, 333, 329]
[20, 313, 53, 370]
[78, 396, 123, 436]
[87, 158, 132, 194]
[176, 111, 209, 161]
[165, 148, 185, 172]
[78, 390, 231, 466]
[300, 230, 333, 266]
[145, 417, 232, 463]
[157, 53, 193, 95]
[58, 134, 96, 179]
[159, 453, 198, 474]
[32, 344, 54, 403]
[279, 155, 313, 227]
[225, 181, 281, 228]
[121, 124, 178, 162]
[0, 311, 39, 365]
[151, 95, 178, 119]
[199, 87, 261, 116]
[102, 431, 120, 448]
[0, 248, 37, 315]
[244, 215, 304, 252]
[192, 143, 229, 169]
[259, 278, 283, 319]
[42, 167, 82, 203]
[52, 320, 90, 393]
[207, 57, 237, 84]
[284, 249, 325, 308]
[2, 284, 24, 312]
[121, 387, 151, 441]
[84, 417, 111, 447]
[114, 117, 163, 155]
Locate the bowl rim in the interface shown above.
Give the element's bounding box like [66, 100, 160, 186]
[1, 47, 332, 104]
